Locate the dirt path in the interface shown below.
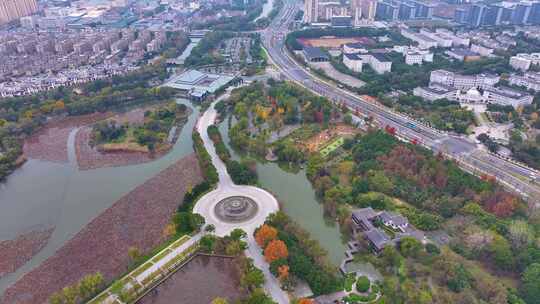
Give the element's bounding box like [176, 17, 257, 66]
[1, 154, 203, 304]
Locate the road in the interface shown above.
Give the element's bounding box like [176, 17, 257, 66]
[261, 0, 540, 206]
[192, 92, 289, 304]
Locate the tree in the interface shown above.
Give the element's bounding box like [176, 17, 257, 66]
[255, 224, 278, 247]
[49, 292, 64, 304]
[212, 297, 229, 304]
[264, 240, 289, 263]
[399, 237, 423, 257]
[297, 299, 314, 304]
[128, 246, 141, 265]
[447, 264, 473, 292]
[226, 240, 245, 256]
[205, 224, 216, 233]
[425, 243, 440, 255]
[230, 228, 247, 240]
[242, 268, 265, 290]
[508, 220, 534, 249]
[356, 276, 370, 293]
[278, 264, 290, 281]
[521, 263, 540, 303]
[367, 170, 393, 194]
[62, 285, 79, 304]
[489, 234, 514, 270]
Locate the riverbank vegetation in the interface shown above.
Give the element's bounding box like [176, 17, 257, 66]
[91, 102, 189, 153]
[207, 124, 258, 185]
[255, 212, 343, 296]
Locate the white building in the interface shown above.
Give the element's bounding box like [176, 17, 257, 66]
[510, 55, 532, 71]
[413, 85, 458, 101]
[393, 45, 433, 65]
[509, 72, 540, 92]
[401, 29, 438, 49]
[452, 86, 533, 109]
[429, 69, 499, 89]
[343, 53, 363, 72]
[435, 29, 470, 47]
[484, 87, 533, 108]
[510, 53, 540, 71]
[419, 29, 452, 48]
[359, 53, 392, 74]
[470, 44, 494, 57]
[343, 42, 367, 55]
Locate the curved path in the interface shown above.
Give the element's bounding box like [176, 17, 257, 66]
[192, 92, 288, 304]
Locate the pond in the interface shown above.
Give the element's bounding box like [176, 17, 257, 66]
[218, 116, 348, 265]
[0, 99, 199, 293]
[136, 255, 242, 304]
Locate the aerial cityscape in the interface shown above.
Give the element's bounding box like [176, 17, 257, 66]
[0, 0, 540, 303]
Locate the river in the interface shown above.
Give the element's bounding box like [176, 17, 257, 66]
[218, 116, 348, 265]
[0, 99, 198, 294]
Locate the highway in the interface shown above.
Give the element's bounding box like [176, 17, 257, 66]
[261, 0, 540, 206]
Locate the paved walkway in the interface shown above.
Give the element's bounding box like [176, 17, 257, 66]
[193, 91, 288, 303]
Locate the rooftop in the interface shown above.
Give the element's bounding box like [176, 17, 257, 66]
[303, 46, 329, 60]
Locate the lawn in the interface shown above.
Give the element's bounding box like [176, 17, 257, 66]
[320, 136, 344, 157]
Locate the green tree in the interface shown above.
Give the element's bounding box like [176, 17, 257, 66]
[212, 297, 229, 304]
[399, 237, 423, 257]
[367, 170, 393, 194]
[356, 276, 370, 292]
[521, 263, 540, 303]
[242, 268, 265, 290]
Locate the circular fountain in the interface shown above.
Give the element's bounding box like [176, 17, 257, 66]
[214, 196, 259, 223]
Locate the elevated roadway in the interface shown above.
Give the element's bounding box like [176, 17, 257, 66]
[262, 0, 540, 206]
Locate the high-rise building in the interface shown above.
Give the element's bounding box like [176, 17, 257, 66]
[0, 0, 38, 25]
[375, 0, 433, 21]
[454, 1, 540, 27]
[304, 0, 319, 23]
[352, 0, 377, 22]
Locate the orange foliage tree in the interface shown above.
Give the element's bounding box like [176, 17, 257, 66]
[297, 299, 314, 304]
[255, 224, 278, 247]
[264, 240, 288, 263]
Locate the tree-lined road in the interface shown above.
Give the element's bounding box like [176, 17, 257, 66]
[262, 0, 540, 206]
[193, 92, 288, 304]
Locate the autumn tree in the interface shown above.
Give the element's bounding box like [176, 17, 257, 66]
[264, 240, 289, 263]
[297, 299, 314, 304]
[255, 224, 278, 247]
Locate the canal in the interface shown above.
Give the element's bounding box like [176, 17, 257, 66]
[218, 115, 347, 265]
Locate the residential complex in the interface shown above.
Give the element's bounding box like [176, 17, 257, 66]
[509, 72, 540, 92]
[510, 53, 540, 71]
[0, 0, 38, 25]
[0, 29, 167, 97]
[454, 1, 540, 27]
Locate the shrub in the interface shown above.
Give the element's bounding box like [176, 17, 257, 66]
[356, 276, 370, 293]
[425, 243, 440, 255]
